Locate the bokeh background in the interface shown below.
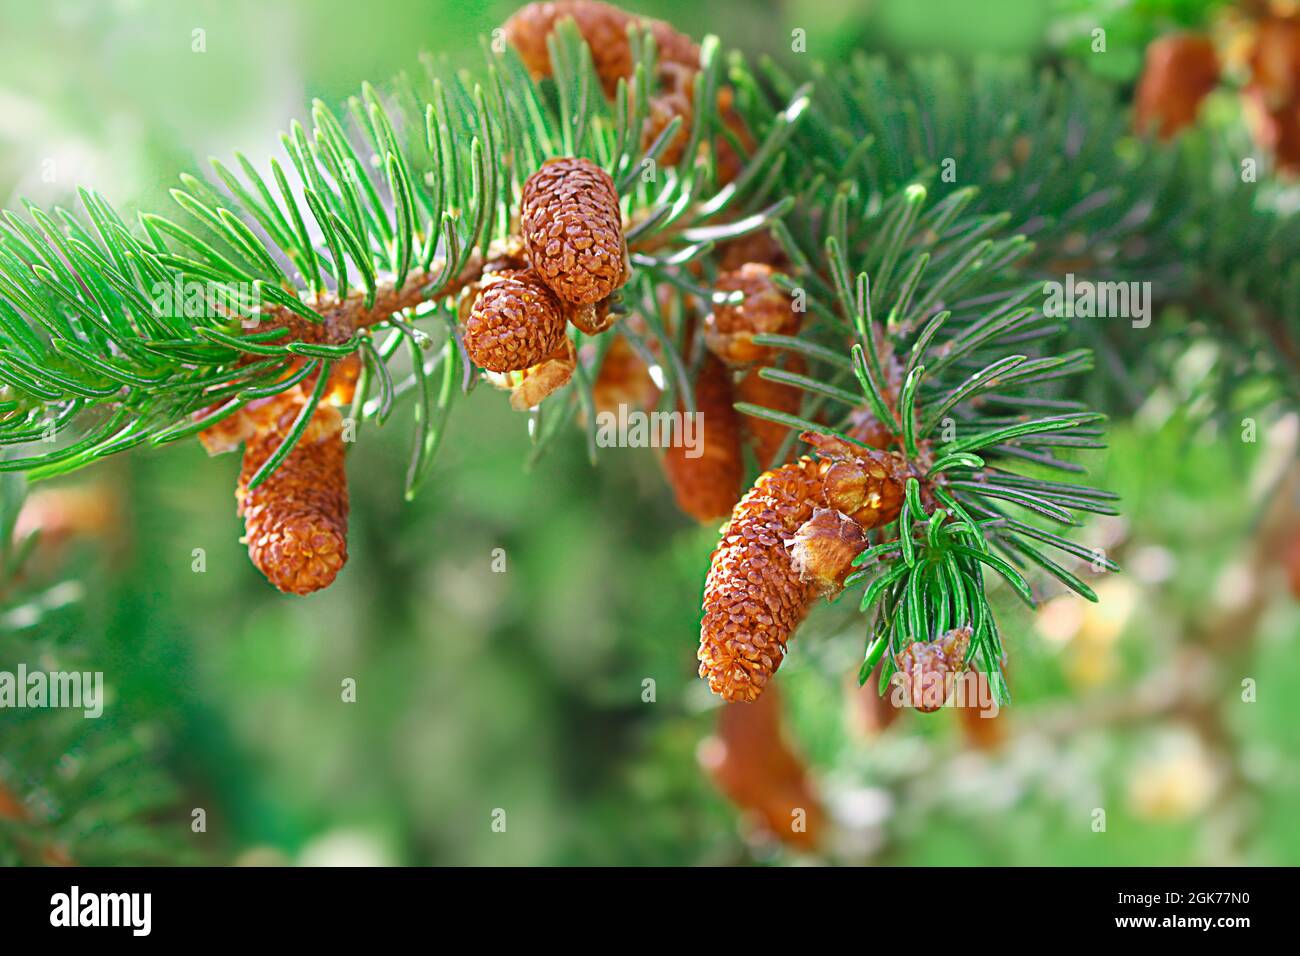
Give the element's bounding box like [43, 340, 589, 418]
[1, 0, 1297, 865]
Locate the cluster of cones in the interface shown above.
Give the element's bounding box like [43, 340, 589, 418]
[503, 0, 753, 180]
[198, 363, 356, 595]
[461, 155, 629, 410]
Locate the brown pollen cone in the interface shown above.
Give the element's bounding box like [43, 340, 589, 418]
[698, 457, 828, 702]
[463, 268, 568, 372]
[1134, 34, 1219, 139]
[846, 668, 903, 739]
[502, 1, 698, 99]
[788, 507, 868, 597]
[521, 157, 627, 306]
[643, 89, 694, 165]
[238, 397, 349, 595]
[1244, 16, 1300, 172]
[893, 625, 972, 713]
[704, 263, 799, 365]
[717, 227, 787, 273]
[715, 85, 758, 185]
[700, 438, 908, 702]
[736, 353, 805, 469]
[502, 2, 702, 165]
[662, 356, 743, 522]
[698, 685, 824, 850]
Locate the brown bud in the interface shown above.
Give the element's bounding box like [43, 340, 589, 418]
[704, 263, 798, 365]
[788, 508, 868, 596]
[808, 434, 908, 528]
[464, 269, 568, 372]
[521, 157, 627, 306]
[238, 397, 349, 595]
[893, 625, 973, 713]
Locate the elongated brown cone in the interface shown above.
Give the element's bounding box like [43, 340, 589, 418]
[644, 89, 694, 165]
[699, 442, 907, 702]
[698, 685, 824, 850]
[1284, 530, 1300, 599]
[1134, 33, 1219, 139]
[736, 354, 805, 468]
[662, 356, 744, 522]
[698, 458, 828, 702]
[238, 397, 349, 595]
[521, 157, 627, 306]
[1244, 16, 1300, 172]
[715, 85, 757, 185]
[845, 668, 903, 739]
[503, 1, 697, 99]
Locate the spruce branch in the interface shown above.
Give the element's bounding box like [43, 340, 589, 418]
[705, 170, 1117, 707]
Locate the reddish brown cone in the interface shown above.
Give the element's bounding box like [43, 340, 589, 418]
[735, 354, 805, 469]
[699, 441, 907, 702]
[464, 268, 569, 373]
[1134, 34, 1219, 139]
[662, 356, 744, 522]
[238, 396, 349, 595]
[699, 685, 824, 850]
[704, 263, 799, 365]
[521, 157, 627, 306]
